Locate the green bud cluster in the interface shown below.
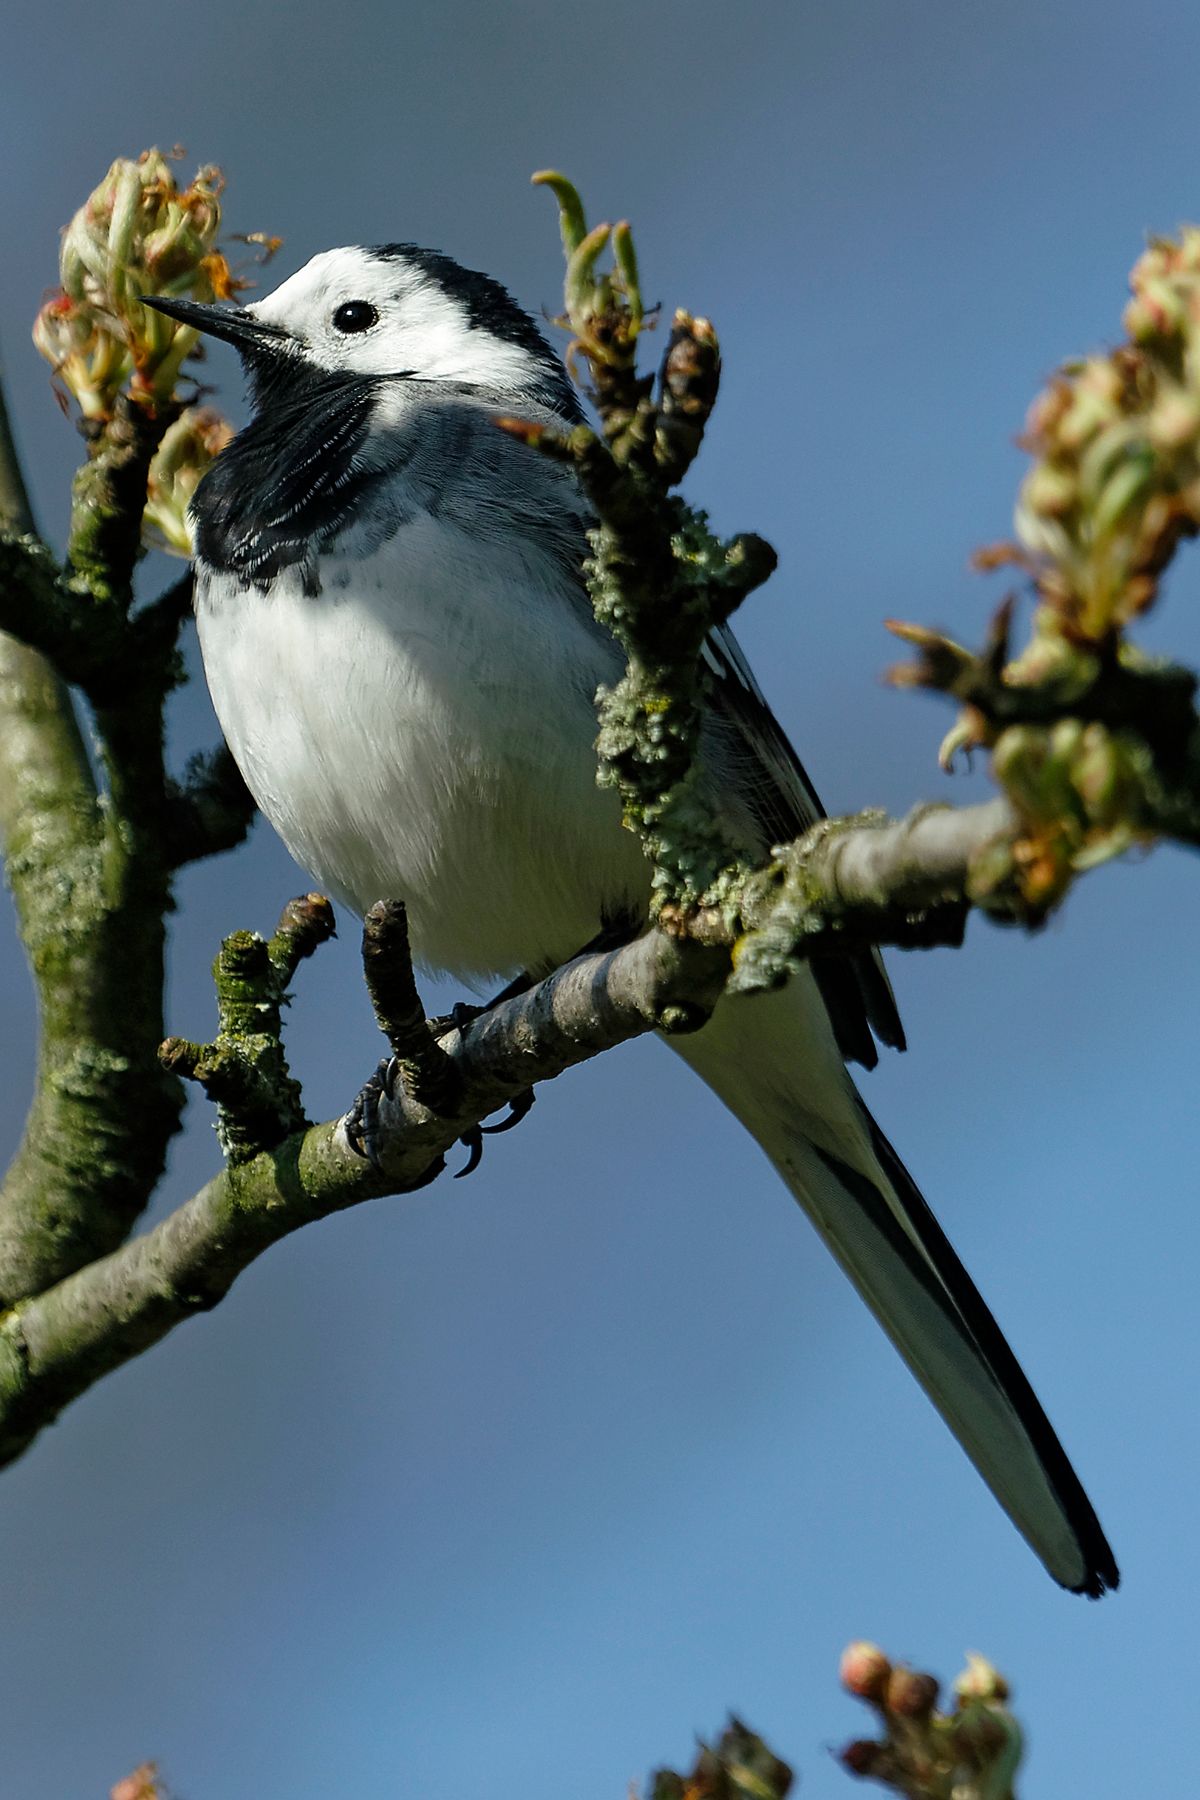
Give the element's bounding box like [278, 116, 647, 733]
[32, 150, 233, 420]
[975, 719, 1149, 912]
[1015, 226, 1200, 641]
[890, 225, 1200, 918]
[647, 1718, 793, 1800]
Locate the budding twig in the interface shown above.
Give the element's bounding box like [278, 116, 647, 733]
[159, 894, 335, 1163]
[838, 1641, 1023, 1800]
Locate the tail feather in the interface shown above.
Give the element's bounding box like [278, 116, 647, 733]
[672, 980, 1118, 1596]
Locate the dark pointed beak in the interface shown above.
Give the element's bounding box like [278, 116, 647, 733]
[142, 294, 292, 353]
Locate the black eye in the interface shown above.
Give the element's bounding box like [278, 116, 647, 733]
[332, 300, 379, 334]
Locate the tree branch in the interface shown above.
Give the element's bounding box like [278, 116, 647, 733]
[0, 159, 265, 1312]
[0, 927, 730, 1467]
[6, 160, 1200, 1488]
[0, 366, 186, 1306]
[0, 777, 1025, 1466]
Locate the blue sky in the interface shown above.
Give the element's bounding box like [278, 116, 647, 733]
[2, 2, 1199, 1794]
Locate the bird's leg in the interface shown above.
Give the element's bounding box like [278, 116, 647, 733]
[425, 970, 535, 1040]
[444, 910, 642, 1177]
[345, 900, 465, 1168]
[343, 1054, 396, 1167]
[430, 974, 537, 1178]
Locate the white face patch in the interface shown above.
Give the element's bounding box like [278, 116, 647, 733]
[246, 246, 544, 394]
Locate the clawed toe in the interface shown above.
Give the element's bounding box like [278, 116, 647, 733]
[344, 1055, 396, 1166]
[428, 1001, 484, 1040]
[481, 1088, 536, 1135]
[455, 1125, 485, 1179]
[453, 1087, 537, 1177]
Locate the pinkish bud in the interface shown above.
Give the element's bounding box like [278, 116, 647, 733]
[839, 1641, 891, 1701]
[110, 1765, 160, 1800]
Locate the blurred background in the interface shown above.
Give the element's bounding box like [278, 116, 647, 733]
[2, 2, 1197, 1793]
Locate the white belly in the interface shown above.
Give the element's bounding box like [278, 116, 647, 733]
[194, 517, 648, 979]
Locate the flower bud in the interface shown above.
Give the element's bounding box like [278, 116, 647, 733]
[953, 1652, 1009, 1704]
[110, 1765, 160, 1800]
[1147, 388, 1200, 451]
[839, 1641, 891, 1701]
[32, 292, 130, 421]
[883, 1667, 939, 1719]
[143, 408, 233, 555]
[1056, 360, 1124, 452]
[1023, 377, 1072, 447]
[839, 1739, 885, 1778]
[1069, 724, 1128, 824]
[1124, 277, 1186, 342]
[1019, 460, 1077, 521]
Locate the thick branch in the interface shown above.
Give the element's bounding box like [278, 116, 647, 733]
[66, 393, 180, 608]
[0, 929, 730, 1466]
[0, 786, 1031, 1464]
[0, 367, 186, 1306]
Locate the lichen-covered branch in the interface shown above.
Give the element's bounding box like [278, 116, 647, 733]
[0, 925, 730, 1467]
[0, 157, 260, 1308]
[0, 775, 1023, 1461]
[0, 418, 191, 1305]
[520, 177, 1200, 967]
[0, 368, 184, 1307]
[160, 894, 335, 1164]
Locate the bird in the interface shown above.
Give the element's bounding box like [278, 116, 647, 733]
[145, 243, 1117, 1597]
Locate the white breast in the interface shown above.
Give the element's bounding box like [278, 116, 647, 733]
[194, 515, 649, 980]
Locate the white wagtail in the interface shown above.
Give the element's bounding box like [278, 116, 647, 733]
[146, 246, 1117, 1595]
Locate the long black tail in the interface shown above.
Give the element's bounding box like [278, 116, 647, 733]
[672, 980, 1119, 1596]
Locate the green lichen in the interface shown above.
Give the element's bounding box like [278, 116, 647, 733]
[160, 897, 335, 1166]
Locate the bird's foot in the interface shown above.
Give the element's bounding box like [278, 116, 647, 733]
[454, 1085, 537, 1179]
[343, 995, 538, 1175]
[431, 995, 537, 1178]
[343, 1054, 396, 1167]
[427, 1000, 486, 1039]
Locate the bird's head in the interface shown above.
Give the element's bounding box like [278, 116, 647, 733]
[145, 242, 580, 418]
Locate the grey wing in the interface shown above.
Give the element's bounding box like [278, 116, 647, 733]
[702, 623, 906, 1068]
